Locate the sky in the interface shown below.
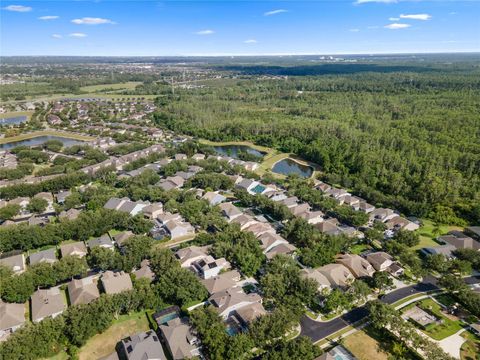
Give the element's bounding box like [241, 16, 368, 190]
[1, 0, 479, 56]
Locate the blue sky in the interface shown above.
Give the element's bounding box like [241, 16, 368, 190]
[1, 1, 479, 56]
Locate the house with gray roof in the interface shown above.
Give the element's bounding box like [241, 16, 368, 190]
[133, 260, 155, 281]
[58, 208, 81, 221]
[120, 330, 167, 360]
[200, 270, 241, 295]
[113, 231, 134, 247]
[0, 300, 25, 340]
[31, 287, 66, 323]
[0, 253, 26, 274]
[159, 318, 201, 360]
[202, 191, 226, 206]
[218, 202, 242, 220]
[29, 248, 57, 266]
[87, 234, 114, 250]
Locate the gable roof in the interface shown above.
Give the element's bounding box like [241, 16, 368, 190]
[0, 300, 25, 331]
[200, 270, 241, 295]
[31, 287, 66, 322]
[121, 330, 167, 360]
[159, 318, 199, 360]
[101, 271, 133, 294]
[29, 248, 57, 266]
[68, 277, 100, 305]
[60, 241, 87, 257]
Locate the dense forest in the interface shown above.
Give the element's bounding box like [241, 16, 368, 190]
[153, 65, 480, 224]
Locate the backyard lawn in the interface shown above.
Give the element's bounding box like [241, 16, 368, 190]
[413, 219, 463, 250]
[407, 298, 464, 340]
[78, 311, 150, 360]
[460, 331, 480, 360]
[343, 327, 389, 360]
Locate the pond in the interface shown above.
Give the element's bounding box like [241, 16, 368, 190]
[213, 145, 265, 160]
[272, 158, 313, 178]
[0, 136, 85, 150]
[0, 115, 28, 126]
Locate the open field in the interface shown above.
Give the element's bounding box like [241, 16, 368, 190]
[79, 82, 142, 93]
[0, 130, 94, 144]
[78, 311, 150, 360]
[343, 327, 389, 360]
[0, 111, 34, 120]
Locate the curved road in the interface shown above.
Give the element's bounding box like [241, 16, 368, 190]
[300, 275, 480, 343]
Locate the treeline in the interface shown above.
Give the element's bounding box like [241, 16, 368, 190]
[0, 208, 152, 252]
[153, 69, 480, 224]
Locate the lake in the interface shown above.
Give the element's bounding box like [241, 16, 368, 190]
[272, 158, 313, 178]
[213, 145, 265, 159]
[0, 136, 85, 150]
[0, 115, 28, 126]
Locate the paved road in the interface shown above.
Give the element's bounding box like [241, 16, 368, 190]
[300, 275, 480, 343]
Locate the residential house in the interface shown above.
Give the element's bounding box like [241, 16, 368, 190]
[209, 287, 263, 319]
[201, 270, 241, 295]
[0, 253, 26, 274]
[289, 203, 311, 217]
[164, 219, 195, 240]
[438, 231, 480, 251]
[421, 245, 456, 259]
[325, 188, 349, 203]
[264, 191, 288, 202]
[31, 287, 66, 323]
[298, 210, 324, 225]
[366, 252, 394, 272]
[29, 248, 57, 266]
[280, 196, 299, 208]
[264, 243, 297, 260]
[175, 171, 196, 181]
[60, 241, 87, 258]
[317, 264, 355, 288]
[257, 232, 289, 253]
[234, 302, 267, 326]
[157, 176, 185, 191]
[202, 191, 226, 206]
[101, 271, 133, 295]
[0, 300, 25, 340]
[175, 154, 188, 161]
[58, 208, 81, 221]
[244, 222, 275, 238]
[218, 202, 242, 220]
[369, 208, 398, 224]
[157, 212, 182, 225]
[337, 254, 375, 278]
[301, 268, 331, 292]
[113, 231, 134, 247]
[342, 195, 361, 210]
[385, 216, 420, 232]
[55, 190, 71, 204]
[236, 179, 260, 194]
[104, 197, 149, 216]
[465, 226, 480, 241]
[359, 202, 375, 214]
[191, 256, 231, 279]
[191, 153, 205, 161]
[133, 260, 155, 281]
[142, 203, 163, 219]
[68, 276, 100, 305]
[87, 234, 114, 250]
[315, 219, 341, 236]
[159, 318, 201, 360]
[230, 214, 257, 230]
[120, 330, 167, 360]
[175, 246, 209, 268]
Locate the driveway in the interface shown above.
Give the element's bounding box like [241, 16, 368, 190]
[436, 329, 466, 359]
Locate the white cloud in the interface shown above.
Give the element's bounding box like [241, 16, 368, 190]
[244, 39, 258, 44]
[349, 28, 360, 32]
[195, 29, 214, 35]
[51, 34, 62, 39]
[39, 15, 59, 20]
[400, 13, 432, 21]
[71, 17, 115, 25]
[384, 23, 411, 29]
[355, 0, 397, 4]
[3, 5, 32, 12]
[389, 17, 400, 21]
[264, 9, 287, 16]
[69, 32, 87, 38]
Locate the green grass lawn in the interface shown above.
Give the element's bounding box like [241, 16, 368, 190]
[350, 244, 372, 255]
[460, 331, 480, 360]
[413, 219, 463, 250]
[78, 311, 150, 360]
[411, 298, 464, 340]
[79, 82, 142, 93]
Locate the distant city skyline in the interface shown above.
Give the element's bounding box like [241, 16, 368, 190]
[1, 1, 479, 56]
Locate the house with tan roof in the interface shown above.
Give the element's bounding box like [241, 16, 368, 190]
[337, 254, 375, 278]
[87, 234, 114, 250]
[31, 287, 66, 323]
[68, 276, 100, 305]
[60, 241, 87, 258]
[244, 222, 275, 237]
[157, 176, 184, 191]
[159, 317, 201, 360]
[264, 243, 297, 260]
[317, 264, 355, 288]
[209, 287, 263, 319]
[101, 271, 133, 295]
[298, 210, 324, 225]
[257, 232, 289, 253]
[200, 270, 241, 295]
[58, 208, 81, 221]
[234, 302, 267, 326]
[289, 203, 311, 217]
[202, 191, 226, 206]
[438, 232, 480, 251]
[369, 208, 398, 223]
[230, 214, 257, 230]
[301, 268, 331, 292]
[164, 219, 195, 240]
[366, 252, 394, 272]
[218, 202, 242, 220]
[175, 246, 210, 268]
[142, 203, 163, 219]
[113, 231, 134, 247]
[133, 260, 155, 281]
[0, 300, 25, 340]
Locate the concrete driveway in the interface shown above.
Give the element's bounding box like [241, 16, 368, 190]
[436, 329, 466, 359]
